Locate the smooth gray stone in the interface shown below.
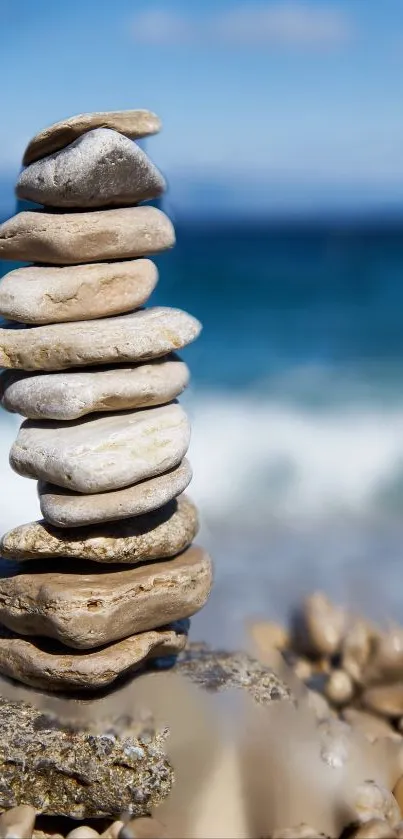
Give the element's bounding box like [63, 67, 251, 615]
[0, 307, 201, 371]
[1, 358, 189, 420]
[17, 128, 166, 209]
[10, 403, 190, 493]
[39, 460, 192, 527]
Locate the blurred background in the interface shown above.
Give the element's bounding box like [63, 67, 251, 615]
[1, 0, 403, 645]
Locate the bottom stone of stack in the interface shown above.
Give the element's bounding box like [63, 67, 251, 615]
[0, 625, 187, 692]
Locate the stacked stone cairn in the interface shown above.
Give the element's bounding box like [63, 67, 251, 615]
[0, 109, 212, 693]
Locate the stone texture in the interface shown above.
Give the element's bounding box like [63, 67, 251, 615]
[17, 129, 165, 209]
[0, 627, 186, 692]
[23, 109, 161, 165]
[0, 644, 290, 819]
[0, 805, 36, 838]
[0, 546, 212, 649]
[1, 358, 189, 421]
[39, 461, 192, 528]
[0, 260, 158, 325]
[362, 684, 403, 718]
[0, 207, 174, 265]
[1, 495, 198, 564]
[0, 308, 200, 371]
[10, 403, 190, 493]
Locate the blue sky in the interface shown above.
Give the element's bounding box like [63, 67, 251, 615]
[1, 0, 403, 214]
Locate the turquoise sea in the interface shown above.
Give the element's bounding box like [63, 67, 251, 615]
[2, 209, 403, 644]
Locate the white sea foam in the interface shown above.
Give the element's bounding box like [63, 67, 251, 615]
[2, 394, 403, 533]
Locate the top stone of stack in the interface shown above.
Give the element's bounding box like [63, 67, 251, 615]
[22, 108, 161, 165]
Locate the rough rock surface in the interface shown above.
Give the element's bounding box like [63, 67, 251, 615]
[0, 546, 212, 649]
[1, 495, 198, 564]
[23, 109, 161, 165]
[0, 644, 290, 818]
[17, 129, 166, 209]
[0, 308, 200, 371]
[0, 260, 158, 325]
[39, 461, 192, 528]
[1, 358, 189, 421]
[10, 403, 190, 493]
[0, 627, 186, 692]
[0, 207, 175, 265]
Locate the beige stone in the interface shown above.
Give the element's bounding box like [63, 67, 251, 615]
[362, 684, 403, 718]
[39, 460, 192, 528]
[2, 358, 189, 420]
[0, 207, 174, 265]
[1, 495, 198, 564]
[303, 592, 346, 657]
[248, 620, 289, 656]
[0, 307, 200, 371]
[351, 781, 401, 828]
[350, 820, 398, 838]
[342, 620, 372, 684]
[119, 818, 168, 839]
[18, 129, 165, 209]
[0, 546, 212, 650]
[0, 626, 186, 692]
[324, 669, 354, 707]
[342, 709, 401, 743]
[23, 109, 161, 165]
[0, 805, 36, 839]
[363, 628, 403, 684]
[10, 403, 190, 493]
[0, 260, 158, 324]
[66, 829, 100, 839]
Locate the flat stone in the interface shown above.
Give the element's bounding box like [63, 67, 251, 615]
[0, 307, 200, 371]
[1, 358, 189, 420]
[0, 260, 158, 325]
[362, 684, 403, 718]
[17, 129, 165, 210]
[10, 403, 190, 493]
[23, 109, 161, 165]
[0, 627, 186, 692]
[39, 460, 192, 528]
[0, 645, 290, 819]
[0, 207, 174, 265]
[1, 495, 198, 565]
[0, 546, 211, 649]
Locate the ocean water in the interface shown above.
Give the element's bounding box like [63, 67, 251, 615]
[2, 218, 403, 645]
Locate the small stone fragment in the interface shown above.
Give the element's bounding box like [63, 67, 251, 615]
[303, 592, 345, 657]
[10, 403, 190, 493]
[0, 307, 199, 372]
[118, 818, 168, 839]
[23, 109, 161, 165]
[293, 657, 313, 681]
[324, 669, 354, 706]
[0, 260, 158, 325]
[0, 207, 174, 265]
[0, 545, 212, 649]
[351, 781, 401, 827]
[1, 358, 189, 421]
[362, 684, 403, 718]
[17, 129, 165, 209]
[39, 460, 192, 528]
[66, 828, 100, 839]
[0, 626, 186, 691]
[0, 804, 36, 838]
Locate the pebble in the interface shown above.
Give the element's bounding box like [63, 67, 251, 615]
[0, 545, 212, 649]
[1, 358, 189, 421]
[0, 625, 186, 691]
[342, 709, 401, 743]
[362, 684, 403, 718]
[342, 620, 372, 683]
[324, 669, 354, 706]
[0, 206, 175, 265]
[10, 402, 190, 493]
[351, 781, 401, 827]
[66, 828, 100, 839]
[17, 129, 165, 209]
[23, 109, 161, 165]
[0, 259, 158, 324]
[303, 592, 346, 657]
[0, 307, 200, 371]
[248, 620, 289, 654]
[39, 460, 192, 528]
[100, 823, 125, 839]
[364, 628, 403, 683]
[118, 818, 168, 838]
[0, 805, 36, 838]
[1, 492, 198, 563]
